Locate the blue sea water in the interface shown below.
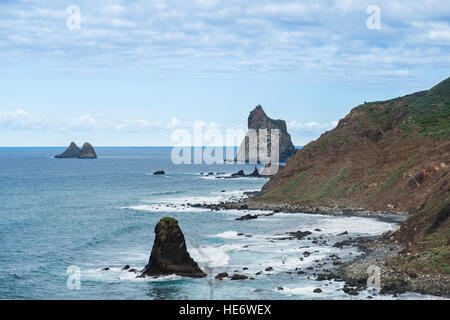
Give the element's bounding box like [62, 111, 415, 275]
[0, 147, 441, 299]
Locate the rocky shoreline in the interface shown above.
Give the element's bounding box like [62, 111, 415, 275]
[187, 193, 449, 298]
[332, 234, 450, 297]
[190, 197, 408, 217]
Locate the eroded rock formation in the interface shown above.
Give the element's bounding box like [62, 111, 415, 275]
[235, 105, 296, 163]
[55, 142, 97, 159]
[140, 217, 206, 278]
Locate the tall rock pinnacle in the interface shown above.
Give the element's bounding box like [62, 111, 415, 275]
[236, 105, 296, 163]
[140, 217, 206, 278]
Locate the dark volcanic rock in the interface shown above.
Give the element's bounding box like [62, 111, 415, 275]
[79, 142, 97, 159]
[231, 170, 245, 177]
[248, 166, 261, 177]
[54, 142, 81, 158]
[230, 274, 248, 280]
[317, 273, 332, 281]
[215, 272, 229, 280]
[287, 231, 312, 240]
[153, 170, 165, 175]
[343, 285, 360, 296]
[226, 168, 266, 179]
[235, 105, 296, 163]
[55, 142, 97, 159]
[235, 214, 258, 221]
[276, 230, 312, 240]
[140, 217, 206, 278]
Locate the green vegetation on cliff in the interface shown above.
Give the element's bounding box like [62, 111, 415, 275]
[391, 196, 450, 275]
[259, 77, 450, 214]
[252, 76, 450, 291]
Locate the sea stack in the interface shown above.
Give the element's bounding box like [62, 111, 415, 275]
[54, 142, 81, 158]
[140, 217, 206, 278]
[235, 105, 296, 163]
[78, 143, 97, 159]
[55, 142, 97, 159]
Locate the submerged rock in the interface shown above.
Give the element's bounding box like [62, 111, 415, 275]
[230, 274, 248, 280]
[215, 272, 229, 280]
[235, 214, 258, 221]
[287, 231, 312, 240]
[140, 217, 206, 278]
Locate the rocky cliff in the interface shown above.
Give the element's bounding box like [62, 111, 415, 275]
[254, 78, 449, 214]
[236, 105, 296, 163]
[247, 77, 449, 286]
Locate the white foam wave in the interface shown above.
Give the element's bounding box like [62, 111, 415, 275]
[124, 204, 209, 213]
[82, 267, 182, 282]
[319, 216, 398, 235]
[275, 285, 322, 296]
[189, 244, 244, 268]
[211, 231, 241, 239]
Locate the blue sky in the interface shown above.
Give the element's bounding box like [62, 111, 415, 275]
[0, 0, 449, 146]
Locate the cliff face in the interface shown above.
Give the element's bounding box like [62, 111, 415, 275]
[236, 105, 296, 163]
[251, 77, 450, 282]
[256, 78, 449, 214]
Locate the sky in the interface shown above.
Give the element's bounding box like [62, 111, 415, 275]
[0, 0, 449, 146]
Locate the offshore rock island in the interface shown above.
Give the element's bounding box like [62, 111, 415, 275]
[55, 142, 97, 159]
[140, 217, 206, 278]
[235, 105, 296, 163]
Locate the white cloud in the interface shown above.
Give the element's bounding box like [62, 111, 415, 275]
[426, 23, 450, 42]
[246, 2, 321, 20]
[102, 4, 125, 15]
[0, 1, 449, 82]
[62, 114, 99, 131]
[288, 120, 338, 133]
[0, 110, 48, 130]
[110, 18, 137, 28]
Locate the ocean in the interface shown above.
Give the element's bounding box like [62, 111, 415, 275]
[0, 147, 439, 299]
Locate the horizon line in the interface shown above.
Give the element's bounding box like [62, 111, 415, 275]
[0, 145, 304, 148]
